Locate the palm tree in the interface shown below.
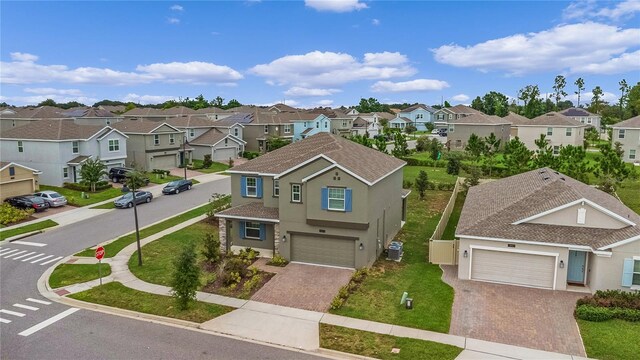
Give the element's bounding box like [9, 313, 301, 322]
[79, 157, 107, 192]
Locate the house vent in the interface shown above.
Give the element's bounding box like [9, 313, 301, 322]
[577, 208, 587, 224]
[539, 169, 547, 174]
[542, 175, 550, 180]
[560, 177, 565, 181]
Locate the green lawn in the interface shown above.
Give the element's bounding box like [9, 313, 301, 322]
[39, 185, 123, 207]
[578, 319, 640, 360]
[441, 192, 466, 240]
[403, 166, 458, 184]
[618, 177, 640, 214]
[89, 202, 116, 209]
[49, 263, 112, 289]
[331, 190, 454, 333]
[75, 203, 213, 258]
[147, 173, 185, 185]
[69, 282, 232, 323]
[191, 160, 230, 173]
[0, 219, 58, 241]
[129, 221, 212, 289]
[320, 324, 462, 360]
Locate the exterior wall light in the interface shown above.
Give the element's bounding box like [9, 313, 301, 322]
[282, 235, 287, 242]
[359, 243, 364, 250]
[559, 260, 565, 268]
[463, 250, 468, 258]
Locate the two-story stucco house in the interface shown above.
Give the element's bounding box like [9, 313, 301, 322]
[165, 116, 245, 162]
[112, 119, 184, 171]
[292, 114, 331, 142]
[241, 110, 295, 153]
[398, 104, 436, 131]
[388, 116, 412, 130]
[560, 108, 602, 132]
[611, 115, 640, 164]
[447, 114, 511, 150]
[512, 112, 587, 153]
[0, 120, 128, 186]
[433, 105, 482, 129]
[216, 132, 408, 269]
[457, 168, 640, 293]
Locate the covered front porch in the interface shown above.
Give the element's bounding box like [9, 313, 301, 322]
[216, 202, 281, 257]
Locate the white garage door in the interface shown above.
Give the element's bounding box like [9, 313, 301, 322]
[152, 155, 177, 170]
[471, 249, 556, 289]
[291, 234, 355, 268]
[213, 147, 237, 161]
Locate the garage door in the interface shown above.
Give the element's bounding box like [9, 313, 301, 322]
[1, 179, 35, 200]
[471, 249, 556, 289]
[291, 234, 355, 268]
[152, 155, 177, 170]
[213, 147, 237, 161]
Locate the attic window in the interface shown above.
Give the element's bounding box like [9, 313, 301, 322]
[577, 208, 586, 224]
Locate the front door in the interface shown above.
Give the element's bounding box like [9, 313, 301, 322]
[567, 250, 586, 284]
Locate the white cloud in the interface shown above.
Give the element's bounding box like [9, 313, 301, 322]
[10, 52, 38, 62]
[569, 91, 618, 104]
[167, 17, 180, 24]
[312, 99, 334, 107]
[122, 94, 179, 105]
[451, 94, 470, 102]
[370, 79, 449, 93]
[254, 99, 300, 107]
[170, 4, 184, 11]
[432, 22, 640, 75]
[372, 18, 380, 26]
[564, 0, 640, 21]
[284, 87, 342, 97]
[305, 0, 368, 13]
[24, 88, 84, 96]
[571, 49, 640, 75]
[250, 51, 416, 87]
[0, 54, 243, 85]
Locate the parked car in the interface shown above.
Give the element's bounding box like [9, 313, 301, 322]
[4, 195, 50, 212]
[108, 167, 150, 185]
[162, 179, 193, 195]
[438, 129, 448, 137]
[430, 129, 439, 134]
[114, 191, 153, 208]
[33, 190, 67, 207]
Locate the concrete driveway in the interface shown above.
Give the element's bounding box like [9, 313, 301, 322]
[251, 259, 353, 312]
[441, 265, 586, 357]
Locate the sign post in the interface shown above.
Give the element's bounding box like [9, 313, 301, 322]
[95, 246, 105, 285]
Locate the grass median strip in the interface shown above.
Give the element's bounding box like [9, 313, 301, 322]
[49, 263, 112, 289]
[69, 282, 232, 323]
[0, 219, 58, 241]
[90, 202, 116, 210]
[320, 324, 462, 360]
[75, 203, 211, 258]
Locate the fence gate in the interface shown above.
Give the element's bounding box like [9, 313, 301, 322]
[429, 240, 459, 265]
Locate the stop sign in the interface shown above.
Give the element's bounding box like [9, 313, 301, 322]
[95, 246, 105, 260]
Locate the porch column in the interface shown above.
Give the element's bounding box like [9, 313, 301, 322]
[218, 218, 227, 254]
[273, 223, 280, 255]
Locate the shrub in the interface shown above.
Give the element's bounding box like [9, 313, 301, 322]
[238, 247, 259, 262]
[221, 271, 241, 286]
[330, 295, 345, 310]
[402, 179, 413, 189]
[267, 254, 288, 267]
[203, 155, 213, 169]
[171, 242, 200, 310]
[576, 290, 640, 310]
[242, 273, 263, 293]
[64, 181, 112, 192]
[201, 233, 221, 265]
[575, 305, 613, 322]
[242, 151, 260, 160]
[447, 158, 460, 175]
[224, 257, 247, 277]
[0, 203, 34, 225]
[352, 268, 369, 283]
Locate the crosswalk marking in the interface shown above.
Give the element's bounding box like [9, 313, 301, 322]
[12, 252, 36, 260]
[26, 298, 51, 305]
[39, 256, 63, 265]
[22, 253, 45, 262]
[0, 248, 15, 254]
[4, 250, 27, 259]
[19, 308, 80, 337]
[0, 318, 11, 324]
[0, 309, 25, 317]
[13, 304, 39, 311]
[30, 254, 52, 263]
[0, 249, 19, 256]
[11, 240, 47, 247]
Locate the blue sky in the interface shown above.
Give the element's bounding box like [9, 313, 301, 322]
[1, 0, 639, 108]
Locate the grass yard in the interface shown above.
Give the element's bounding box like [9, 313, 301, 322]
[147, 173, 186, 185]
[129, 221, 212, 289]
[89, 202, 116, 209]
[403, 166, 458, 184]
[39, 185, 123, 207]
[331, 190, 454, 333]
[441, 191, 466, 240]
[320, 324, 462, 360]
[69, 282, 232, 323]
[191, 160, 230, 173]
[578, 319, 640, 360]
[49, 263, 112, 289]
[75, 203, 213, 258]
[0, 219, 58, 241]
[618, 177, 640, 215]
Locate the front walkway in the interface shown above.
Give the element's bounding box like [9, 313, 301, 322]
[441, 265, 586, 357]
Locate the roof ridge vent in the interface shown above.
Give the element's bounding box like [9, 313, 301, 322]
[542, 175, 550, 180]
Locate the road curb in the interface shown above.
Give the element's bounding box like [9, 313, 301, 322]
[0, 229, 46, 244]
[316, 348, 379, 360]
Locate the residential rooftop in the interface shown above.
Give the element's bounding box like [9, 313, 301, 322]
[0, 119, 111, 140]
[612, 115, 640, 129]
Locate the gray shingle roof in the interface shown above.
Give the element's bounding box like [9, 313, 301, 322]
[529, 112, 586, 126]
[230, 132, 405, 184]
[503, 112, 530, 125]
[190, 128, 227, 146]
[216, 202, 280, 222]
[612, 115, 640, 129]
[0, 119, 107, 140]
[112, 119, 181, 133]
[457, 167, 640, 250]
[449, 114, 510, 125]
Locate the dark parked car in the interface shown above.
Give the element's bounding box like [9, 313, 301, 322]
[114, 191, 153, 208]
[108, 167, 150, 185]
[438, 129, 448, 137]
[162, 179, 193, 195]
[5, 195, 50, 212]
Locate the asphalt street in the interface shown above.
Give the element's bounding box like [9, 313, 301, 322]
[1, 177, 327, 359]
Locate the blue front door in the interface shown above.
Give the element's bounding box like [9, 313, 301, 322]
[567, 250, 586, 284]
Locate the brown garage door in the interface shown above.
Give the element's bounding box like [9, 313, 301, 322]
[1, 179, 35, 200]
[152, 154, 177, 170]
[471, 249, 556, 289]
[291, 234, 355, 268]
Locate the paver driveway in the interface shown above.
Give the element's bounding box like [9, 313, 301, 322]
[441, 265, 586, 357]
[251, 259, 353, 312]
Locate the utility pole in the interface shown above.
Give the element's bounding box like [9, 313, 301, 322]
[183, 134, 188, 180]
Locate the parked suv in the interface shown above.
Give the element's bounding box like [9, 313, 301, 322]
[5, 195, 50, 212]
[108, 167, 150, 185]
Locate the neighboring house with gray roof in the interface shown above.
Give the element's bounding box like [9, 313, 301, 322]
[388, 116, 412, 130]
[292, 113, 331, 141]
[433, 105, 482, 128]
[0, 106, 123, 130]
[611, 115, 640, 164]
[164, 116, 245, 162]
[0, 120, 128, 186]
[447, 114, 511, 150]
[456, 167, 640, 292]
[513, 112, 587, 153]
[112, 119, 184, 171]
[398, 104, 436, 131]
[560, 107, 601, 131]
[216, 132, 408, 269]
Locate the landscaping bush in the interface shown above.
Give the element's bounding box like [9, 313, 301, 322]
[576, 305, 614, 322]
[242, 151, 260, 160]
[64, 181, 112, 192]
[238, 247, 259, 263]
[224, 257, 248, 277]
[202, 155, 213, 169]
[400, 157, 447, 168]
[151, 169, 171, 176]
[577, 290, 640, 310]
[0, 202, 34, 225]
[171, 241, 200, 310]
[201, 233, 221, 265]
[402, 179, 413, 189]
[447, 158, 460, 175]
[329, 268, 371, 310]
[267, 254, 288, 267]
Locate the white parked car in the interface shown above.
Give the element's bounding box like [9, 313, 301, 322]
[431, 129, 439, 134]
[33, 190, 68, 207]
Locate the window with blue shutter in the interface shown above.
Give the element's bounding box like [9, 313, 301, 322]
[259, 224, 266, 241]
[9, 167, 15, 176]
[239, 221, 246, 239]
[345, 188, 352, 212]
[321, 188, 328, 210]
[240, 176, 247, 197]
[622, 258, 638, 287]
[256, 177, 263, 198]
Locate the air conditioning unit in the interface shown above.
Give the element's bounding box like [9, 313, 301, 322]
[387, 241, 403, 262]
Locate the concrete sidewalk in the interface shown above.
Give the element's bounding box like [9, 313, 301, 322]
[39, 211, 589, 360]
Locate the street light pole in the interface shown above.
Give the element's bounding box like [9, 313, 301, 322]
[183, 135, 188, 180]
[131, 181, 142, 266]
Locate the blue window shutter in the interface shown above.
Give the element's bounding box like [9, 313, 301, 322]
[260, 224, 266, 241]
[622, 258, 634, 287]
[345, 188, 352, 212]
[240, 176, 247, 197]
[239, 221, 245, 239]
[256, 177, 263, 198]
[321, 188, 328, 210]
